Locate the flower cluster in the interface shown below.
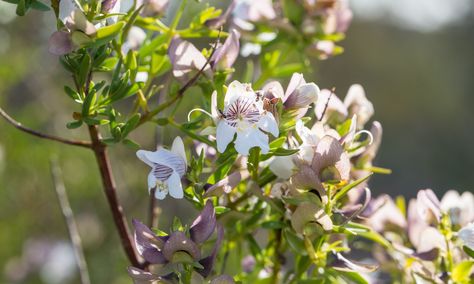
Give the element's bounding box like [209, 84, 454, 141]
[7, 0, 472, 282]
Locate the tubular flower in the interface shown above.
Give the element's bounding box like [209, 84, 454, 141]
[130, 201, 224, 280]
[168, 37, 211, 83]
[210, 29, 240, 71]
[211, 81, 279, 155]
[263, 73, 320, 118]
[136, 137, 187, 200]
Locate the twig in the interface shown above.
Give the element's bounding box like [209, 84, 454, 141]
[138, 28, 223, 126]
[0, 107, 92, 148]
[148, 188, 159, 228]
[88, 125, 143, 268]
[50, 158, 91, 284]
[318, 87, 335, 121]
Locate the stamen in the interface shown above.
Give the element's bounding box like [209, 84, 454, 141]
[187, 108, 214, 122]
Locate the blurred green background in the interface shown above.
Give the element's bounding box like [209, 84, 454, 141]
[0, 0, 473, 283]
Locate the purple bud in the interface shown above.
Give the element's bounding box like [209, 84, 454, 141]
[48, 31, 74, 55]
[210, 29, 240, 71]
[132, 219, 167, 264]
[190, 200, 217, 244]
[241, 255, 256, 273]
[101, 0, 118, 13]
[198, 224, 224, 277]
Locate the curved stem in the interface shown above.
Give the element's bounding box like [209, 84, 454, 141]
[88, 125, 143, 268]
[0, 107, 92, 148]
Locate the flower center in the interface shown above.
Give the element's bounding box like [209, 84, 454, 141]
[224, 96, 261, 127]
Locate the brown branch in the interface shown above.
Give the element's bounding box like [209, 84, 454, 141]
[0, 107, 92, 148]
[88, 125, 143, 268]
[50, 158, 91, 284]
[148, 188, 160, 228]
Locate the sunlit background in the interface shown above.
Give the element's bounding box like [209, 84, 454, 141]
[0, 0, 473, 283]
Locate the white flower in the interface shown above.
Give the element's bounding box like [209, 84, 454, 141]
[295, 120, 340, 163]
[441, 190, 474, 226]
[344, 84, 374, 127]
[458, 223, 474, 250]
[212, 81, 279, 155]
[136, 137, 187, 200]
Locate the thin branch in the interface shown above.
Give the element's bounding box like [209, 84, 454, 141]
[50, 158, 91, 284]
[88, 125, 143, 268]
[318, 87, 336, 121]
[148, 188, 160, 228]
[139, 28, 223, 126]
[0, 107, 92, 148]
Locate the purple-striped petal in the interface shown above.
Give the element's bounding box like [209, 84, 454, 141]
[132, 219, 167, 264]
[198, 223, 224, 277]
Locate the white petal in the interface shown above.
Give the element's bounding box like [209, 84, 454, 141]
[167, 171, 184, 199]
[296, 120, 318, 146]
[147, 172, 157, 192]
[139, 148, 186, 176]
[136, 150, 155, 167]
[258, 112, 279, 137]
[225, 81, 254, 107]
[171, 136, 187, 166]
[59, 0, 76, 23]
[459, 223, 474, 250]
[234, 127, 269, 155]
[154, 188, 168, 200]
[216, 121, 236, 153]
[269, 156, 295, 179]
[211, 91, 218, 120]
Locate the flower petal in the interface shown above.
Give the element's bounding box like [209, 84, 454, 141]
[284, 82, 319, 110]
[162, 232, 201, 261]
[459, 223, 474, 250]
[210, 29, 240, 70]
[269, 155, 295, 179]
[224, 81, 254, 107]
[171, 136, 187, 167]
[127, 266, 164, 284]
[132, 219, 167, 264]
[48, 31, 74, 55]
[330, 253, 377, 273]
[257, 112, 279, 137]
[204, 169, 250, 197]
[216, 121, 236, 153]
[234, 127, 269, 155]
[190, 200, 216, 244]
[198, 224, 224, 277]
[311, 136, 350, 182]
[167, 171, 184, 199]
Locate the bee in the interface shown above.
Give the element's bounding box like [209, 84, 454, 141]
[263, 97, 280, 114]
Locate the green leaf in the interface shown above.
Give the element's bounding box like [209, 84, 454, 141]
[463, 246, 474, 259]
[333, 173, 374, 203]
[66, 120, 83, 129]
[338, 270, 369, 284]
[64, 86, 82, 103]
[283, 229, 306, 254]
[122, 138, 140, 149]
[121, 113, 141, 137]
[172, 216, 183, 231]
[16, 0, 27, 16]
[452, 260, 474, 283]
[77, 53, 91, 88]
[139, 33, 167, 57]
[261, 220, 284, 230]
[96, 21, 126, 40]
[214, 206, 230, 215]
[273, 63, 304, 78]
[269, 137, 287, 149]
[30, 0, 50, 11]
[96, 57, 118, 72]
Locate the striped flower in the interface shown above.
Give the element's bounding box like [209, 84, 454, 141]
[136, 137, 187, 199]
[212, 81, 279, 155]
